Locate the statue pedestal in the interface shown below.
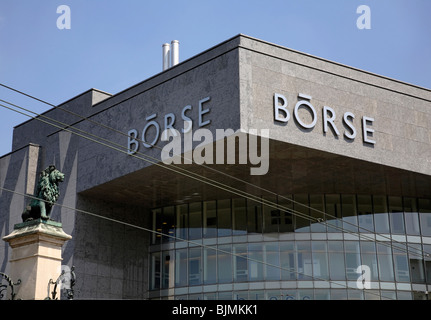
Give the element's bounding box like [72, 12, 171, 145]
[2, 219, 72, 300]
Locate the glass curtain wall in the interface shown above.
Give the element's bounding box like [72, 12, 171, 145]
[149, 194, 431, 299]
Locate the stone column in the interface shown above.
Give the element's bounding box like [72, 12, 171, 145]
[2, 219, 72, 300]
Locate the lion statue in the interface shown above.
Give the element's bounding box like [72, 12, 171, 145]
[21, 165, 65, 222]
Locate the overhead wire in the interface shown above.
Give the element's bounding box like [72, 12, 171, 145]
[0, 186, 395, 300]
[0, 98, 427, 260]
[0, 86, 429, 260]
[0, 95, 424, 299]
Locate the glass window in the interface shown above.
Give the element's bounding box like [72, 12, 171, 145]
[280, 242, 296, 280]
[360, 242, 379, 281]
[283, 290, 297, 300]
[310, 194, 326, 232]
[404, 198, 420, 235]
[424, 244, 431, 285]
[296, 241, 313, 280]
[341, 195, 358, 233]
[314, 289, 330, 300]
[278, 195, 294, 233]
[396, 291, 412, 300]
[325, 194, 342, 233]
[419, 199, 431, 236]
[377, 243, 394, 281]
[248, 243, 264, 281]
[331, 289, 348, 300]
[162, 206, 175, 242]
[264, 242, 280, 281]
[312, 241, 329, 280]
[298, 289, 313, 300]
[364, 290, 380, 300]
[189, 202, 202, 240]
[247, 199, 262, 234]
[233, 244, 248, 282]
[328, 241, 346, 280]
[176, 204, 188, 240]
[263, 195, 279, 233]
[232, 198, 247, 235]
[249, 290, 265, 300]
[217, 199, 232, 237]
[203, 200, 217, 238]
[203, 246, 217, 284]
[175, 248, 188, 287]
[294, 194, 310, 232]
[265, 290, 281, 300]
[409, 244, 425, 283]
[393, 244, 410, 282]
[188, 247, 202, 285]
[389, 196, 405, 234]
[234, 291, 249, 300]
[357, 195, 374, 233]
[218, 291, 233, 300]
[152, 208, 162, 244]
[405, 213, 420, 235]
[218, 244, 233, 283]
[381, 291, 397, 300]
[150, 252, 161, 290]
[162, 251, 173, 288]
[344, 241, 361, 280]
[373, 196, 390, 234]
[203, 292, 217, 300]
[410, 258, 425, 283]
[348, 289, 364, 300]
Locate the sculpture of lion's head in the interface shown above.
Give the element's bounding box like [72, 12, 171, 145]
[37, 165, 65, 203]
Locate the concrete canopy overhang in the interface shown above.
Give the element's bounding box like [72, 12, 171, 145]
[78, 136, 431, 208]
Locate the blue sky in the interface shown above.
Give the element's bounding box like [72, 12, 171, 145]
[0, 0, 430, 156]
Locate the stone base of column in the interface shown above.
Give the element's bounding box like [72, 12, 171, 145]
[2, 219, 72, 300]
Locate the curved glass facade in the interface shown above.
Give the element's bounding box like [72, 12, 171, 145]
[149, 195, 431, 300]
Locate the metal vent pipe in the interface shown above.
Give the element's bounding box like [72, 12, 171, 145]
[162, 43, 170, 71]
[171, 40, 179, 67]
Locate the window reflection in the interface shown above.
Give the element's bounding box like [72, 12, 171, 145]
[360, 242, 378, 281]
[280, 242, 295, 280]
[150, 194, 431, 300]
[232, 198, 247, 235]
[189, 247, 202, 285]
[218, 244, 232, 283]
[328, 241, 345, 280]
[389, 197, 405, 235]
[325, 194, 342, 233]
[233, 244, 248, 282]
[357, 195, 374, 233]
[419, 199, 431, 236]
[344, 242, 361, 280]
[393, 244, 410, 282]
[265, 242, 280, 281]
[312, 241, 329, 280]
[374, 195, 390, 234]
[152, 195, 431, 243]
[404, 198, 420, 235]
[377, 243, 394, 282]
[294, 194, 310, 232]
[341, 195, 358, 233]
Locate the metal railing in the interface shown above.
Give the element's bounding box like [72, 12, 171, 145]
[0, 272, 21, 300]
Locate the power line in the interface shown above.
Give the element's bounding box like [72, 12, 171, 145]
[0, 83, 426, 255]
[0, 95, 428, 260]
[0, 96, 428, 299]
[0, 186, 396, 300]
